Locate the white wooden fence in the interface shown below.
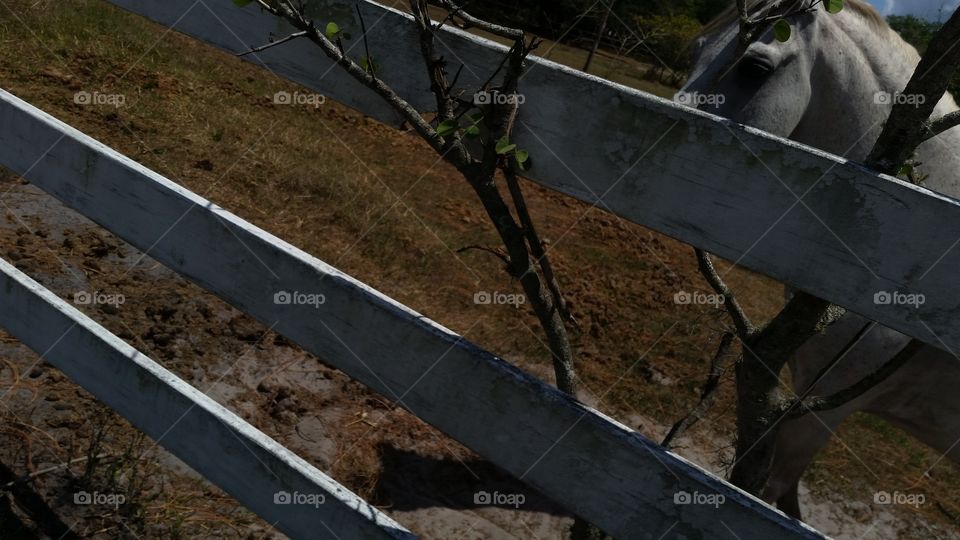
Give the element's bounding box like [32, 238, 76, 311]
[0, 91, 416, 540]
[109, 0, 960, 356]
[1, 0, 957, 537]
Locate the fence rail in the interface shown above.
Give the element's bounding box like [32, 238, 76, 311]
[0, 247, 413, 539]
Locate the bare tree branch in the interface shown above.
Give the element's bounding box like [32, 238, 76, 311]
[253, 0, 453, 157]
[410, 0, 455, 121]
[921, 109, 960, 143]
[782, 321, 876, 409]
[734, 0, 823, 52]
[694, 248, 754, 339]
[787, 338, 922, 417]
[866, 7, 960, 174]
[436, 0, 524, 40]
[503, 166, 576, 327]
[729, 292, 845, 493]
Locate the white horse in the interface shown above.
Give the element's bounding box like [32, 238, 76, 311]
[679, 0, 960, 519]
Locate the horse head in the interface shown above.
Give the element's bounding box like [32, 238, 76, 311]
[677, 0, 935, 164]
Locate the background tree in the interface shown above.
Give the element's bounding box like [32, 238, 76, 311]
[453, 0, 726, 77]
[887, 14, 940, 52]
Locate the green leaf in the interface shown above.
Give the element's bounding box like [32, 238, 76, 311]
[233, 0, 253, 6]
[515, 150, 530, 170]
[495, 136, 516, 155]
[325, 22, 340, 40]
[824, 0, 843, 14]
[464, 113, 483, 137]
[773, 19, 791, 42]
[899, 163, 914, 177]
[437, 119, 458, 137]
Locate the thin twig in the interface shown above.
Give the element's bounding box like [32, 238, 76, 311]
[662, 332, 735, 449]
[456, 245, 511, 267]
[236, 31, 307, 57]
[503, 166, 577, 327]
[449, 64, 465, 90]
[1, 454, 112, 490]
[356, 5, 375, 78]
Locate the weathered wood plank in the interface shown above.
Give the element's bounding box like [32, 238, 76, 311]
[0, 90, 822, 537]
[0, 258, 415, 540]
[105, 0, 960, 357]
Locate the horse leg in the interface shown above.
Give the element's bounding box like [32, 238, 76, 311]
[763, 407, 851, 520]
[775, 482, 801, 519]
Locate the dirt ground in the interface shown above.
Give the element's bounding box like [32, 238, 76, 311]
[0, 1, 958, 539]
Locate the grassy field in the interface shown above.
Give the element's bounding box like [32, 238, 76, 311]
[0, 0, 957, 538]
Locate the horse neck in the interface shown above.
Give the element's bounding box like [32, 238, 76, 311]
[799, 12, 960, 195]
[792, 13, 916, 159]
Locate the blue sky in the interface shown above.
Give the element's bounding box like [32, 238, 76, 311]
[867, 0, 960, 21]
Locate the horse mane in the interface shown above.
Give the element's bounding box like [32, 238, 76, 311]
[699, 0, 887, 38]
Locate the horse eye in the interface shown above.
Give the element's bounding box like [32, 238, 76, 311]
[738, 57, 774, 79]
